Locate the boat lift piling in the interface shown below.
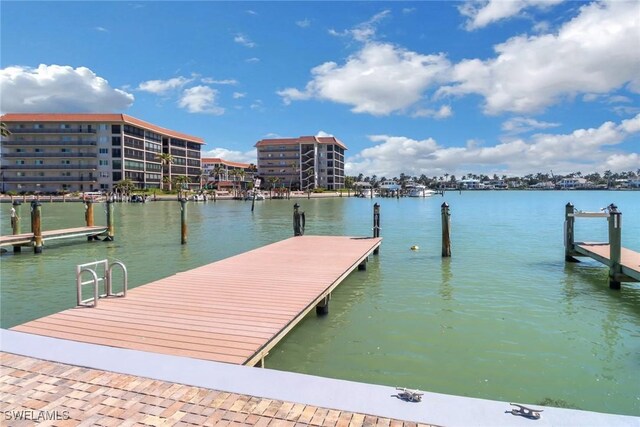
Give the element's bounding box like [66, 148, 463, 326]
[441, 202, 451, 257]
[30, 201, 43, 254]
[373, 203, 380, 255]
[11, 201, 21, 253]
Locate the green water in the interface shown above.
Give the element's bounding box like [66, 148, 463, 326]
[1, 192, 639, 416]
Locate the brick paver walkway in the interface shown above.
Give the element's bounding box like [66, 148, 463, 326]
[1, 352, 435, 427]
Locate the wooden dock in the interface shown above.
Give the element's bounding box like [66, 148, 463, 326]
[564, 202, 639, 288]
[574, 243, 640, 282]
[11, 235, 382, 366]
[0, 226, 108, 248]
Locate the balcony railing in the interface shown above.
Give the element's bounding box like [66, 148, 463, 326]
[3, 153, 96, 158]
[2, 164, 98, 170]
[1, 140, 97, 146]
[258, 156, 299, 161]
[8, 128, 97, 134]
[2, 177, 97, 183]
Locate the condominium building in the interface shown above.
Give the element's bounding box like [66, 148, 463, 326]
[254, 136, 346, 190]
[201, 157, 256, 191]
[0, 113, 204, 193]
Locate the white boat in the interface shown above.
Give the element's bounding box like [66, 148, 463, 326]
[191, 194, 205, 201]
[379, 180, 401, 192]
[246, 190, 265, 200]
[406, 183, 435, 197]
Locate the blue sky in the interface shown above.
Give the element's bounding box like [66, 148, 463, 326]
[1, 1, 639, 178]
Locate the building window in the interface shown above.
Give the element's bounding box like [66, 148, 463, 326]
[61, 160, 71, 165]
[35, 160, 44, 165]
[99, 124, 108, 131]
[99, 148, 109, 154]
[61, 148, 71, 153]
[60, 124, 69, 129]
[62, 172, 71, 177]
[100, 172, 110, 178]
[99, 160, 109, 166]
[99, 136, 108, 144]
[15, 160, 24, 165]
[35, 148, 43, 153]
[16, 148, 24, 153]
[16, 172, 24, 177]
[34, 124, 41, 129]
[111, 125, 121, 133]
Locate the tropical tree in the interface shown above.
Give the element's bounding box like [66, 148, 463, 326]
[267, 176, 280, 197]
[157, 153, 174, 191]
[114, 179, 135, 194]
[344, 176, 355, 196]
[173, 175, 190, 197]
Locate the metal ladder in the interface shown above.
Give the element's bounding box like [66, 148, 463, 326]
[76, 259, 128, 307]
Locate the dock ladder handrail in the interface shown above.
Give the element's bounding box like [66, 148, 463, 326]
[76, 259, 128, 307]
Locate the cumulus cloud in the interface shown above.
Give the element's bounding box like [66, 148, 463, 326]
[137, 76, 192, 94]
[501, 117, 560, 134]
[412, 105, 453, 119]
[316, 131, 334, 137]
[0, 64, 134, 113]
[203, 147, 257, 164]
[278, 42, 450, 115]
[439, 1, 640, 114]
[234, 33, 256, 48]
[178, 86, 224, 115]
[459, 0, 564, 30]
[346, 113, 640, 176]
[201, 78, 238, 85]
[232, 92, 246, 99]
[296, 19, 311, 28]
[328, 10, 390, 42]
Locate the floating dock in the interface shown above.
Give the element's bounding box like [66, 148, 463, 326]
[11, 235, 381, 366]
[0, 226, 108, 248]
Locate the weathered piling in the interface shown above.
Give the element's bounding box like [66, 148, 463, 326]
[30, 200, 43, 254]
[104, 199, 115, 241]
[316, 295, 329, 315]
[564, 202, 578, 262]
[607, 204, 622, 289]
[373, 202, 380, 255]
[85, 200, 95, 226]
[180, 198, 188, 245]
[11, 201, 21, 253]
[441, 202, 451, 257]
[293, 203, 305, 236]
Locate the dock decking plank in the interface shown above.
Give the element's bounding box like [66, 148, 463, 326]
[575, 243, 640, 281]
[12, 236, 382, 366]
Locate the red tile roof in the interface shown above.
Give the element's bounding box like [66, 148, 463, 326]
[255, 135, 347, 150]
[0, 113, 205, 144]
[202, 157, 252, 169]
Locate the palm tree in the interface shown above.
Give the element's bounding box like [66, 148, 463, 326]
[173, 175, 190, 198]
[1, 122, 11, 137]
[267, 176, 280, 198]
[344, 176, 355, 196]
[157, 153, 174, 191]
[114, 179, 135, 195]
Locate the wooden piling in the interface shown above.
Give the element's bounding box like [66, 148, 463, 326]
[441, 202, 451, 257]
[564, 202, 578, 262]
[180, 198, 188, 245]
[11, 201, 21, 253]
[608, 205, 622, 289]
[30, 201, 43, 254]
[104, 199, 114, 241]
[293, 203, 305, 236]
[85, 201, 94, 227]
[316, 295, 329, 315]
[373, 203, 380, 255]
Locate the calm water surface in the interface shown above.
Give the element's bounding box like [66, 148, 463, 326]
[1, 191, 639, 416]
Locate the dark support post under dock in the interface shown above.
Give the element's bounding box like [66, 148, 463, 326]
[608, 204, 622, 290]
[104, 199, 114, 241]
[564, 202, 578, 262]
[293, 203, 305, 236]
[11, 201, 21, 253]
[180, 198, 188, 245]
[373, 203, 380, 255]
[30, 200, 43, 254]
[316, 295, 329, 315]
[441, 202, 451, 257]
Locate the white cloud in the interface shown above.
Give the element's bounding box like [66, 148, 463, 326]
[440, 1, 640, 114]
[316, 131, 334, 137]
[296, 19, 311, 28]
[178, 86, 224, 115]
[501, 117, 560, 134]
[201, 78, 238, 85]
[278, 42, 450, 115]
[232, 92, 246, 99]
[412, 105, 453, 119]
[459, 0, 564, 30]
[245, 57, 260, 63]
[137, 76, 192, 94]
[204, 147, 257, 164]
[95, 26, 109, 32]
[329, 10, 390, 42]
[0, 64, 134, 113]
[346, 113, 640, 176]
[234, 33, 256, 48]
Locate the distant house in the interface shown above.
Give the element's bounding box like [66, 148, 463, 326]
[459, 178, 482, 189]
[530, 181, 555, 189]
[629, 179, 640, 188]
[557, 177, 587, 189]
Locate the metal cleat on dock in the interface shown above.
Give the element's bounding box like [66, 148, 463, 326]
[508, 403, 543, 420]
[395, 387, 424, 402]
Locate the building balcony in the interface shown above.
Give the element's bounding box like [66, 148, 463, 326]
[258, 156, 299, 160]
[2, 176, 98, 183]
[2, 164, 98, 170]
[2, 153, 96, 158]
[1, 140, 97, 146]
[8, 128, 97, 134]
